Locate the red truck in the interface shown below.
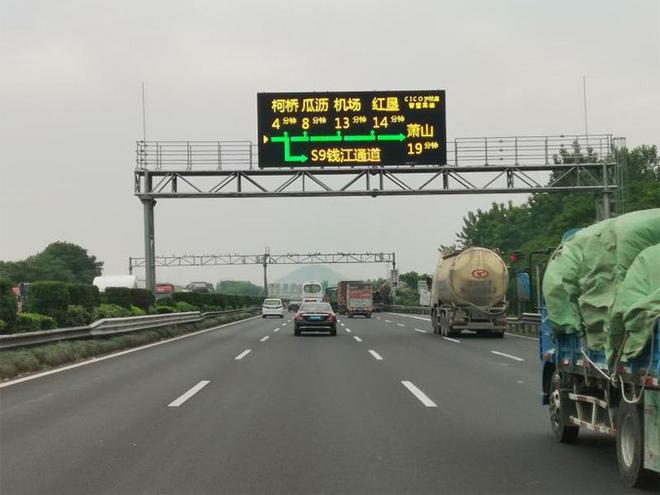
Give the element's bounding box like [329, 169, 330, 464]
[337, 281, 374, 318]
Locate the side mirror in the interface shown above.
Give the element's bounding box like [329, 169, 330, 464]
[426, 276, 433, 290]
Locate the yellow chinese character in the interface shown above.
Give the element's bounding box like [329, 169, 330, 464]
[420, 124, 434, 137]
[368, 148, 381, 162]
[356, 148, 368, 162]
[327, 148, 342, 163]
[407, 124, 421, 138]
[386, 97, 399, 111]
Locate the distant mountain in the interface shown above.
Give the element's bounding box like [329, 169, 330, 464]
[275, 265, 344, 285]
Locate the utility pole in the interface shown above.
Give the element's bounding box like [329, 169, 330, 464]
[262, 246, 270, 297]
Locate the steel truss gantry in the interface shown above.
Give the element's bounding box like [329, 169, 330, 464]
[133, 134, 623, 292]
[129, 251, 396, 297]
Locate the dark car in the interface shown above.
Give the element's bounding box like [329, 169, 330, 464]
[294, 302, 337, 336]
[288, 300, 302, 312]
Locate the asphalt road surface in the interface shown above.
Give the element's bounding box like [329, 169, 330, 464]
[1, 312, 656, 494]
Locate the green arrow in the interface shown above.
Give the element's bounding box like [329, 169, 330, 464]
[309, 131, 343, 142]
[344, 130, 376, 142]
[287, 153, 308, 163]
[377, 133, 406, 142]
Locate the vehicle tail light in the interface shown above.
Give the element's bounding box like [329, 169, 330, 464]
[295, 313, 304, 321]
[326, 314, 336, 322]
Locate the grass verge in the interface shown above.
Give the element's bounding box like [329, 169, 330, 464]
[0, 311, 256, 381]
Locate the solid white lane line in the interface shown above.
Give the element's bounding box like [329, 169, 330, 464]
[273, 328, 279, 333]
[344, 328, 352, 333]
[397, 323, 405, 327]
[167, 380, 210, 407]
[0, 316, 261, 389]
[414, 328, 428, 333]
[353, 336, 363, 342]
[442, 336, 461, 343]
[260, 336, 270, 342]
[384, 319, 392, 323]
[491, 350, 525, 362]
[234, 349, 252, 360]
[368, 350, 383, 361]
[401, 381, 437, 408]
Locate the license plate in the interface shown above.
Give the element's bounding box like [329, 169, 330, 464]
[309, 316, 322, 321]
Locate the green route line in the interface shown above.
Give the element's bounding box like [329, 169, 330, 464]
[267, 130, 406, 162]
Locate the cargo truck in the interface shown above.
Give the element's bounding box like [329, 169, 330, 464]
[346, 282, 374, 318]
[540, 209, 660, 488]
[428, 247, 509, 337]
[336, 280, 359, 315]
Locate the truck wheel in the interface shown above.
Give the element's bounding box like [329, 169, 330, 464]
[616, 400, 655, 488]
[549, 371, 579, 443]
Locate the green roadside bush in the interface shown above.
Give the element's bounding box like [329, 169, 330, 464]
[66, 283, 100, 310]
[27, 281, 70, 326]
[0, 278, 17, 330]
[0, 319, 7, 332]
[104, 287, 132, 308]
[15, 312, 57, 332]
[66, 305, 92, 327]
[174, 301, 197, 313]
[93, 303, 131, 320]
[129, 305, 146, 316]
[130, 289, 155, 312]
[171, 291, 259, 309]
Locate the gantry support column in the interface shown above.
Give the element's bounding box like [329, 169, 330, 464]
[142, 198, 157, 293]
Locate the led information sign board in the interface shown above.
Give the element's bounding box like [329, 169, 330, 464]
[257, 90, 446, 168]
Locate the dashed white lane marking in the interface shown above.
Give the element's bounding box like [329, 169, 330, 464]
[260, 336, 270, 342]
[397, 323, 405, 327]
[401, 381, 437, 408]
[384, 319, 391, 323]
[353, 336, 363, 343]
[414, 328, 428, 333]
[281, 322, 287, 327]
[442, 336, 461, 343]
[387, 313, 430, 322]
[167, 380, 210, 407]
[340, 323, 345, 327]
[273, 328, 279, 333]
[344, 328, 352, 333]
[491, 350, 525, 362]
[234, 349, 252, 360]
[368, 350, 383, 361]
[516, 380, 525, 384]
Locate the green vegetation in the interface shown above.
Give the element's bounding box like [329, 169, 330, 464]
[394, 271, 431, 306]
[215, 280, 263, 297]
[15, 313, 57, 332]
[456, 145, 658, 258]
[0, 278, 17, 329]
[27, 281, 70, 326]
[0, 242, 102, 284]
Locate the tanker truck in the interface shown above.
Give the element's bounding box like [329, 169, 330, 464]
[428, 247, 509, 338]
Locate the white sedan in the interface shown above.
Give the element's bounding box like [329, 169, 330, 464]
[261, 298, 284, 318]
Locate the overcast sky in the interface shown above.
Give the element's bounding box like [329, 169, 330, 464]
[1, 0, 659, 286]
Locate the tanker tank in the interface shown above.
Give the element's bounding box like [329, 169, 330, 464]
[430, 247, 509, 337]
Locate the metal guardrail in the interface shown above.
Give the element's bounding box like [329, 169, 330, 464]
[506, 312, 542, 337]
[0, 308, 259, 350]
[136, 134, 617, 171]
[383, 305, 431, 315]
